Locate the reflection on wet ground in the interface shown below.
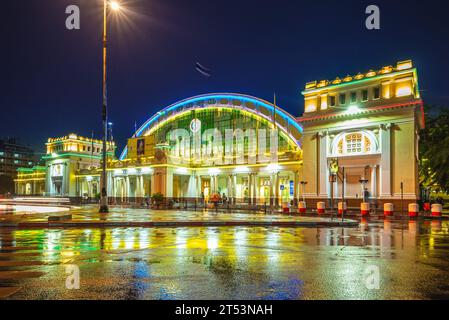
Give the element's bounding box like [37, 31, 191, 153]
[0, 204, 70, 215]
[0, 206, 338, 223]
[0, 219, 448, 299]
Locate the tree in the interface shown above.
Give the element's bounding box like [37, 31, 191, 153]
[419, 106, 449, 193]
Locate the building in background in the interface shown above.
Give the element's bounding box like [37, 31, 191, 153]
[15, 134, 115, 198]
[0, 138, 36, 194]
[298, 60, 424, 208]
[0, 138, 36, 177]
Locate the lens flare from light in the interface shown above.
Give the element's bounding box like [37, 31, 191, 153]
[110, 1, 121, 11]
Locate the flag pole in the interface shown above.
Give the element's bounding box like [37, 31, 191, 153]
[273, 92, 277, 130]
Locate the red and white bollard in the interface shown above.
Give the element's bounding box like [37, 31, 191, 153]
[299, 201, 307, 214]
[338, 202, 347, 216]
[361, 202, 370, 216]
[317, 202, 325, 214]
[384, 203, 394, 217]
[431, 204, 443, 217]
[408, 203, 419, 218]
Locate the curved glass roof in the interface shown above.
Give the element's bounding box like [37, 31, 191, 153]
[119, 93, 302, 160]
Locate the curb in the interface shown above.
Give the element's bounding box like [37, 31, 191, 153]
[0, 220, 359, 229]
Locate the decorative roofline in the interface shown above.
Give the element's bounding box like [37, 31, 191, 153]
[47, 133, 115, 146]
[298, 100, 424, 124]
[302, 60, 415, 94]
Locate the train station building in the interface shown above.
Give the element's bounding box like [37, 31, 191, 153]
[16, 60, 424, 209]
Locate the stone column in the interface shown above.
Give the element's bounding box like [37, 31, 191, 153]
[274, 173, 280, 207]
[294, 170, 299, 203]
[252, 173, 258, 206]
[227, 175, 232, 200]
[371, 165, 378, 199]
[319, 131, 329, 198]
[380, 123, 392, 197]
[233, 174, 237, 204]
[247, 173, 252, 206]
[125, 175, 130, 203]
[210, 175, 215, 193]
[196, 175, 202, 198]
[215, 175, 219, 194]
[110, 176, 114, 203]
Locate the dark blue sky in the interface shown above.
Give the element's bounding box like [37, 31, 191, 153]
[2, 0, 449, 153]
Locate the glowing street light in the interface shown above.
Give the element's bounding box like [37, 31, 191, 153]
[99, 0, 123, 213]
[110, 1, 121, 11]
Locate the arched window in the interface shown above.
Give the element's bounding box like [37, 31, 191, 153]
[332, 131, 377, 156]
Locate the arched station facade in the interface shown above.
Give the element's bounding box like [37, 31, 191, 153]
[79, 93, 304, 206]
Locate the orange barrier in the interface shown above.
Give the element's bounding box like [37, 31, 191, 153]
[408, 203, 419, 218]
[317, 202, 325, 214]
[361, 202, 370, 216]
[338, 202, 347, 215]
[384, 203, 394, 216]
[299, 201, 307, 214]
[431, 203, 442, 217]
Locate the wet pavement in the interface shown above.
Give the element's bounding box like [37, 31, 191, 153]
[0, 206, 330, 222]
[0, 218, 448, 300]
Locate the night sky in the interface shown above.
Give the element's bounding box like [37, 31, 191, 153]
[2, 0, 449, 154]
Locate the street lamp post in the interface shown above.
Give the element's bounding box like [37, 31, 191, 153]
[99, 0, 121, 213]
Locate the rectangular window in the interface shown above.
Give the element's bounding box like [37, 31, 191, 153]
[14, 160, 19, 164]
[350, 92, 357, 103]
[329, 96, 336, 107]
[14, 153, 19, 158]
[362, 90, 368, 102]
[339, 94, 346, 105]
[0, 152, 4, 156]
[373, 87, 380, 99]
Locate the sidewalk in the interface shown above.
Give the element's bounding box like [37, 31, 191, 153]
[0, 206, 359, 229]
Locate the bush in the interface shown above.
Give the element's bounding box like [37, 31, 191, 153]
[151, 192, 164, 205]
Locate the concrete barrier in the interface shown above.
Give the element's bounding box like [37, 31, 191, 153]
[338, 202, 347, 215]
[299, 201, 307, 214]
[361, 202, 370, 216]
[431, 203, 443, 217]
[384, 203, 394, 216]
[408, 203, 419, 218]
[317, 202, 325, 214]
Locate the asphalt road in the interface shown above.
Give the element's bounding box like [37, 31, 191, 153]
[0, 219, 448, 300]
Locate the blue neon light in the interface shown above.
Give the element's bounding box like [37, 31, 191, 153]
[119, 93, 303, 160]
